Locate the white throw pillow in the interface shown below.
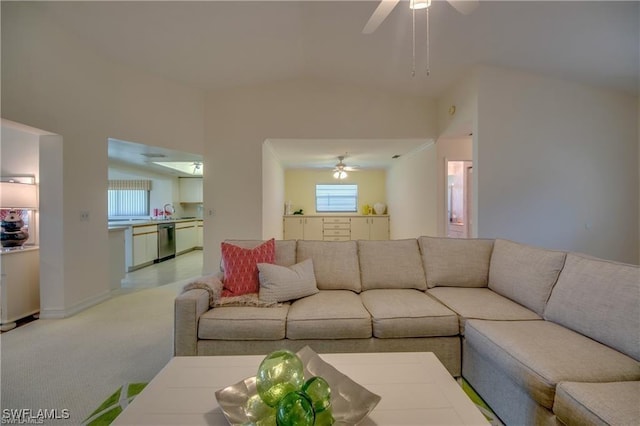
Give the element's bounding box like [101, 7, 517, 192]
[258, 258, 319, 303]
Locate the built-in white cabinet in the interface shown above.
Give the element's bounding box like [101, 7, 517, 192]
[179, 178, 203, 203]
[283, 216, 389, 241]
[196, 220, 203, 248]
[351, 216, 390, 240]
[0, 247, 40, 331]
[176, 221, 198, 254]
[132, 225, 158, 268]
[283, 217, 323, 240]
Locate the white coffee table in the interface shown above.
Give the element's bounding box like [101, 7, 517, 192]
[113, 351, 489, 425]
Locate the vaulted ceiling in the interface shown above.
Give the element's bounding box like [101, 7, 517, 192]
[37, 1, 639, 97]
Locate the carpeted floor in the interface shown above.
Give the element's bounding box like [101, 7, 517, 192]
[0, 280, 187, 425]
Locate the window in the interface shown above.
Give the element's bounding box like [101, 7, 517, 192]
[108, 180, 151, 217]
[316, 184, 358, 213]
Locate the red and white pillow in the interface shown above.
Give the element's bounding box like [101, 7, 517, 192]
[221, 239, 275, 297]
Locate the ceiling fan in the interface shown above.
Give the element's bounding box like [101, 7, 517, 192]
[332, 155, 359, 180]
[362, 0, 479, 34]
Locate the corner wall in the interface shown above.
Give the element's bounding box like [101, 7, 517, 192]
[476, 66, 639, 263]
[2, 3, 205, 315]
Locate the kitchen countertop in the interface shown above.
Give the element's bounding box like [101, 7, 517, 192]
[108, 218, 202, 230]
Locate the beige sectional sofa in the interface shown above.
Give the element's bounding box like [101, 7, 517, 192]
[175, 237, 640, 425]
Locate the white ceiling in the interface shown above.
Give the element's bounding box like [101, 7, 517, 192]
[51, 1, 636, 173]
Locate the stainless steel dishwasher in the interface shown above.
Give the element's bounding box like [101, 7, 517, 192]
[157, 222, 176, 262]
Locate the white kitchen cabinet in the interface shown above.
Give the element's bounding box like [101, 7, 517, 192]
[176, 221, 197, 254]
[179, 178, 203, 203]
[0, 247, 40, 331]
[283, 216, 323, 240]
[196, 221, 203, 248]
[345, 216, 390, 240]
[132, 225, 158, 268]
[284, 216, 389, 241]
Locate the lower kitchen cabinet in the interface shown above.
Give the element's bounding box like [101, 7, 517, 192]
[284, 216, 389, 241]
[0, 246, 40, 331]
[176, 221, 197, 254]
[351, 216, 390, 240]
[283, 217, 323, 240]
[132, 225, 158, 268]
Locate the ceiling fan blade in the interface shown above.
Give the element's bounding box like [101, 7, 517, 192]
[447, 0, 479, 15]
[362, 0, 400, 34]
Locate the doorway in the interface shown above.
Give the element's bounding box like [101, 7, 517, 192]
[446, 160, 472, 238]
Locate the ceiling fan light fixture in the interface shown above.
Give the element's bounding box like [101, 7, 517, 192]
[410, 0, 431, 10]
[333, 170, 348, 180]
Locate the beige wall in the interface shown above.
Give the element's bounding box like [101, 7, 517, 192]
[476, 66, 639, 264]
[284, 169, 386, 217]
[262, 141, 286, 240]
[204, 78, 437, 272]
[2, 3, 205, 316]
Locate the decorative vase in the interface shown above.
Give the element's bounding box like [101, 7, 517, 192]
[0, 210, 29, 248]
[373, 203, 386, 215]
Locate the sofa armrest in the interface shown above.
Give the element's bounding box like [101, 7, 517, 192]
[174, 288, 210, 356]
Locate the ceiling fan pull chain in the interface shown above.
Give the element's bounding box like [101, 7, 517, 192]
[426, 6, 431, 76]
[411, 6, 416, 77]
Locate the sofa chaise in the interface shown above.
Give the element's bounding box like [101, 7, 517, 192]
[175, 237, 640, 425]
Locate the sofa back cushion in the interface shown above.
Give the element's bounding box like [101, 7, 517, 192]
[419, 237, 494, 288]
[358, 239, 427, 291]
[296, 240, 361, 292]
[488, 239, 566, 316]
[223, 240, 297, 268]
[545, 253, 640, 361]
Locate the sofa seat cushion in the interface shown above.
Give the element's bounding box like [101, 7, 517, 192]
[428, 287, 541, 334]
[419, 237, 494, 288]
[198, 304, 290, 340]
[296, 241, 361, 292]
[554, 381, 640, 426]
[358, 239, 427, 291]
[489, 239, 566, 316]
[465, 320, 640, 410]
[360, 289, 458, 338]
[286, 291, 371, 339]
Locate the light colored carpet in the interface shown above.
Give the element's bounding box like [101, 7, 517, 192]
[0, 279, 188, 425]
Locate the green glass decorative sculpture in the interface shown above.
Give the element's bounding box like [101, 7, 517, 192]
[256, 350, 305, 408]
[276, 391, 315, 426]
[301, 377, 332, 413]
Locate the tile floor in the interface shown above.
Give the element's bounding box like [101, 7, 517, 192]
[118, 250, 204, 292]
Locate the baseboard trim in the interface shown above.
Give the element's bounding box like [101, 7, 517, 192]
[39, 291, 111, 319]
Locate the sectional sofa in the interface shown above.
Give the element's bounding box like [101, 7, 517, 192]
[174, 237, 640, 425]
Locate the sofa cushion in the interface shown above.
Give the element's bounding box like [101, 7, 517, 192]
[488, 239, 566, 316]
[419, 237, 494, 288]
[220, 239, 275, 297]
[360, 289, 458, 338]
[258, 259, 319, 303]
[554, 381, 640, 426]
[198, 304, 289, 340]
[296, 240, 361, 292]
[224, 239, 297, 267]
[428, 287, 541, 334]
[358, 239, 427, 291]
[545, 253, 640, 361]
[286, 291, 371, 339]
[465, 320, 640, 410]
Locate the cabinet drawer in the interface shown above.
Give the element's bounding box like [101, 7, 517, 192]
[323, 217, 351, 224]
[176, 221, 196, 229]
[133, 225, 157, 235]
[323, 229, 350, 237]
[323, 235, 351, 241]
[323, 223, 350, 230]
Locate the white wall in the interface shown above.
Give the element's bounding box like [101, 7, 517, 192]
[262, 141, 286, 240]
[476, 66, 639, 264]
[386, 142, 438, 239]
[204, 78, 437, 271]
[2, 3, 205, 316]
